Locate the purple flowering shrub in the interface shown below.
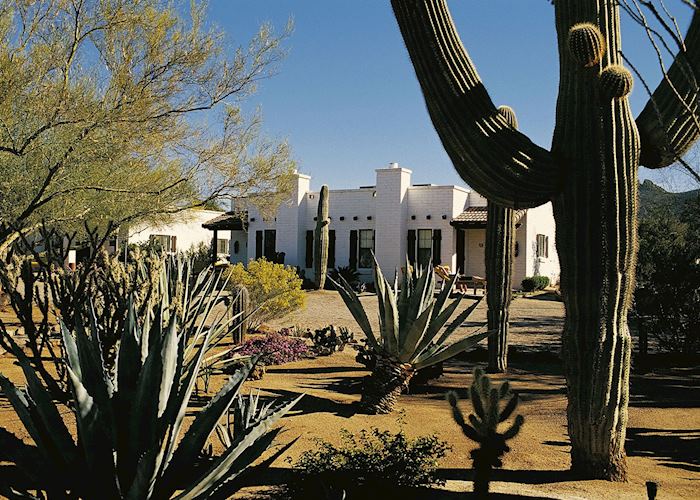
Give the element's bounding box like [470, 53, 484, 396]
[237, 332, 310, 366]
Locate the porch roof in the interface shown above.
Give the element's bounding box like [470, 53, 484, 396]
[202, 211, 246, 231]
[450, 206, 526, 229]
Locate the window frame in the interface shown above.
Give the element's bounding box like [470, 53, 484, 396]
[358, 229, 374, 269]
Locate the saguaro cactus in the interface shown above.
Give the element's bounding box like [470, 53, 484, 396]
[314, 185, 330, 289]
[232, 285, 250, 344]
[486, 106, 518, 373]
[391, 0, 700, 480]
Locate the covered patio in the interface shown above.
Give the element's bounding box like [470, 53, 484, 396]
[202, 211, 247, 265]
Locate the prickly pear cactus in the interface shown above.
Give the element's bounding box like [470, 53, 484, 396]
[447, 368, 523, 497]
[314, 185, 330, 289]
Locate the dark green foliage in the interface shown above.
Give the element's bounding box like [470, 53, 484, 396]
[326, 265, 360, 290]
[311, 325, 355, 356]
[289, 424, 450, 498]
[635, 198, 700, 354]
[447, 368, 523, 498]
[521, 275, 550, 292]
[638, 179, 700, 217]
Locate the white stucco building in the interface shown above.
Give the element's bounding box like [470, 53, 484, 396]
[204, 163, 560, 289]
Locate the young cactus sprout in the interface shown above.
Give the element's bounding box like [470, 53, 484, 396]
[447, 368, 524, 497]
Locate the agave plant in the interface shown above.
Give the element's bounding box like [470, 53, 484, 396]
[332, 258, 493, 414]
[0, 297, 301, 499]
[215, 390, 280, 448]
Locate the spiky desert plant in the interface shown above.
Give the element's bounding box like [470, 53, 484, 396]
[447, 368, 524, 498]
[314, 184, 331, 289]
[0, 298, 301, 499]
[391, 0, 700, 479]
[215, 390, 278, 447]
[231, 285, 250, 344]
[333, 258, 493, 414]
[485, 106, 518, 374]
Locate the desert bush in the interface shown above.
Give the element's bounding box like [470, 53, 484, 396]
[236, 331, 309, 366]
[288, 424, 450, 498]
[326, 266, 360, 290]
[311, 325, 355, 355]
[521, 275, 550, 292]
[185, 241, 213, 275]
[635, 199, 700, 354]
[223, 259, 305, 329]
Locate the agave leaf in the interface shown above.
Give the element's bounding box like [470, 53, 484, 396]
[398, 302, 434, 363]
[413, 295, 464, 357]
[400, 264, 432, 347]
[158, 316, 180, 418]
[175, 395, 303, 499]
[0, 373, 52, 462]
[60, 320, 81, 379]
[413, 329, 495, 370]
[161, 360, 253, 495]
[432, 272, 459, 320]
[329, 276, 379, 351]
[372, 256, 388, 334]
[7, 338, 76, 469]
[432, 297, 484, 348]
[381, 281, 400, 357]
[66, 366, 120, 497]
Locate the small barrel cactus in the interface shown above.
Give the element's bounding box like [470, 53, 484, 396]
[599, 64, 634, 99]
[568, 22, 605, 68]
[447, 368, 524, 497]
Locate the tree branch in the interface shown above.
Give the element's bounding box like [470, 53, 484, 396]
[390, 0, 559, 208]
[636, 11, 700, 168]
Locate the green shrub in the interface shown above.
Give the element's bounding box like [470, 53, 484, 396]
[185, 241, 212, 275]
[521, 275, 550, 292]
[289, 424, 450, 498]
[223, 259, 305, 329]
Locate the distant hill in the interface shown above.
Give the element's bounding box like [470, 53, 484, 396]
[638, 179, 699, 217]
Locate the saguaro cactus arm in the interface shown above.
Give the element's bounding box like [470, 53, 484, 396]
[636, 12, 700, 168]
[390, 0, 560, 209]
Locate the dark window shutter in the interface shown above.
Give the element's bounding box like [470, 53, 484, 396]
[264, 229, 276, 260]
[255, 231, 263, 259]
[328, 230, 336, 269]
[407, 230, 416, 263]
[305, 230, 314, 268]
[456, 229, 465, 274]
[349, 230, 358, 269]
[432, 229, 441, 265]
[171, 235, 177, 253]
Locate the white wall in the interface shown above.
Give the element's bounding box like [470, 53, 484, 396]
[229, 229, 248, 264]
[523, 202, 560, 286]
[374, 165, 410, 274]
[127, 209, 223, 253]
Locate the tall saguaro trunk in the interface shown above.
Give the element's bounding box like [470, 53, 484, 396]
[486, 106, 518, 374]
[390, 0, 700, 480]
[314, 185, 330, 289]
[486, 202, 515, 373]
[551, 3, 638, 480]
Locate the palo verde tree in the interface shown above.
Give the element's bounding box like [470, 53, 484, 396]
[485, 106, 518, 374]
[391, 0, 700, 480]
[0, 0, 295, 253]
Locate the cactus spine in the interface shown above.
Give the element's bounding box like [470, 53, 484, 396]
[391, 0, 700, 480]
[447, 368, 523, 498]
[232, 285, 250, 344]
[314, 185, 330, 290]
[486, 106, 518, 373]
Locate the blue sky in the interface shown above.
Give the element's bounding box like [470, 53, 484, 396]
[208, 1, 697, 193]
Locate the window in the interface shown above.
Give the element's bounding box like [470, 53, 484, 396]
[216, 238, 229, 254]
[149, 234, 176, 253]
[358, 229, 374, 269]
[417, 229, 432, 267]
[536, 234, 549, 259]
[263, 230, 276, 261]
